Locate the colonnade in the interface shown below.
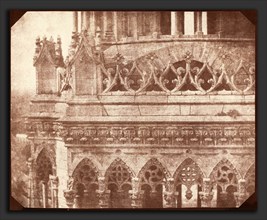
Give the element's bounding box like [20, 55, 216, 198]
[26, 154, 254, 209]
[72, 11, 211, 41]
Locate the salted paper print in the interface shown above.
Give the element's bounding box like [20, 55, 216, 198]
[11, 11, 255, 209]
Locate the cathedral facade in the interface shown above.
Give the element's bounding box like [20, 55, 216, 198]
[25, 11, 255, 209]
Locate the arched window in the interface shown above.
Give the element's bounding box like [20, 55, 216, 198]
[210, 159, 239, 208]
[72, 158, 99, 208]
[173, 158, 203, 208]
[138, 158, 170, 208]
[105, 158, 133, 208]
[35, 149, 53, 208]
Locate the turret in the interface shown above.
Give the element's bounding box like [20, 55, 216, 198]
[33, 35, 63, 94]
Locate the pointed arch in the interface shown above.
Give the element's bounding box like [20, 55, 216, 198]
[71, 157, 99, 208]
[138, 158, 170, 208]
[35, 148, 53, 208]
[173, 158, 204, 207]
[209, 158, 241, 188]
[137, 158, 171, 191]
[173, 158, 204, 188]
[105, 158, 135, 190]
[72, 157, 99, 192]
[209, 158, 240, 208]
[138, 158, 171, 180]
[106, 158, 135, 177]
[35, 148, 53, 182]
[105, 158, 134, 208]
[34, 143, 56, 168]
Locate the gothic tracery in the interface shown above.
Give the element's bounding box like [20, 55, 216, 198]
[19, 11, 255, 209]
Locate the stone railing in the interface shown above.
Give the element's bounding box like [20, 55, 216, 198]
[101, 39, 255, 96]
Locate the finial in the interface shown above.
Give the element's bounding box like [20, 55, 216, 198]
[57, 35, 61, 44]
[183, 50, 193, 63]
[35, 36, 41, 45]
[65, 56, 69, 65]
[34, 35, 42, 56]
[96, 26, 101, 33]
[50, 36, 54, 42]
[81, 28, 88, 36]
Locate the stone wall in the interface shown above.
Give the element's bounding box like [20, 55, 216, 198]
[24, 11, 255, 209]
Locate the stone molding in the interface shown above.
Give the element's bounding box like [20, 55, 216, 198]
[32, 123, 255, 146]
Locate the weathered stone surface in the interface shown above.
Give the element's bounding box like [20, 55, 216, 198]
[66, 105, 103, 116]
[139, 105, 180, 116]
[190, 105, 224, 115]
[15, 11, 255, 209]
[104, 105, 140, 116]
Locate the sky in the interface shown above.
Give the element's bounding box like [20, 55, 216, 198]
[11, 11, 73, 93]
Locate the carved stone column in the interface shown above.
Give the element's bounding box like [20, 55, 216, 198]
[129, 177, 143, 208]
[171, 12, 183, 36]
[89, 11, 96, 36]
[84, 11, 90, 31]
[81, 11, 84, 31]
[103, 11, 114, 41]
[199, 178, 214, 207]
[97, 191, 110, 208]
[74, 194, 83, 208]
[40, 180, 47, 208]
[26, 157, 34, 208]
[63, 176, 75, 208]
[80, 11, 90, 30]
[64, 190, 75, 208]
[164, 191, 177, 208]
[120, 12, 128, 38]
[163, 178, 176, 208]
[96, 177, 110, 208]
[113, 11, 118, 41]
[129, 191, 144, 208]
[49, 175, 59, 208]
[137, 12, 144, 36]
[72, 11, 78, 33]
[217, 12, 224, 38]
[130, 12, 138, 39]
[234, 179, 248, 207]
[151, 12, 161, 38]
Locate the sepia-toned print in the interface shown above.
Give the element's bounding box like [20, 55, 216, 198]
[11, 11, 255, 209]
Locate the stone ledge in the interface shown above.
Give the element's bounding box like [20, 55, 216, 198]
[68, 95, 255, 104]
[65, 144, 255, 150]
[27, 112, 60, 119]
[103, 37, 255, 47]
[58, 115, 255, 123]
[31, 95, 255, 105]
